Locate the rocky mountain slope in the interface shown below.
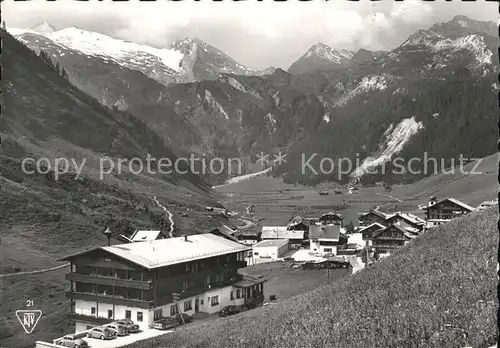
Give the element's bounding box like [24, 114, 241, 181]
[7, 15, 498, 187]
[288, 43, 355, 75]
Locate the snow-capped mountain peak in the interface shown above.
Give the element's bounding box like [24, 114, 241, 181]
[29, 21, 56, 33]
[305, 43, 354, 64]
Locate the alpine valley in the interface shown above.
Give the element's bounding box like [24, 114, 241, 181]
[8, 14, 499, 186]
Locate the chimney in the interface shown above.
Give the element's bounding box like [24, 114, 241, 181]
[184, 235, 188, 242]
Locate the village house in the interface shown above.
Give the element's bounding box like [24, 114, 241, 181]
[372, 224, 417, 255]
[384, 212, 426, 233]
[422, 198, 474, 228]
[317, 212, 343, 226]
[59, 234, 266, 332]
[261, 227, 306, 248]
[252, 239, 289, 260]
[359, 223, 386, 246]
[308, 225, 348, 255]
[233, 229, 261, 245]
[287, 215, 310, 233]
[358, 210, 389, 227]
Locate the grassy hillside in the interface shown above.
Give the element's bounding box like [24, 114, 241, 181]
[124, 208, 498, 348]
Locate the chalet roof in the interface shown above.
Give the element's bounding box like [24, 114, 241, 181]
[385, 212, 425, 225]
[359, 210, 387, 219]
[373, 224, 416, 239]
[359, 223, 386, 233]
[233, 275, 268, 288]
[261, 227, 305, 240]
[130, 230, 162, 242]
[58, 233, 251, 269]
[319, 212, 343, 220]
[253, 239, 289, 248]
[209, 227, 240, 243]
[309, 225, 340, 241]
[423, 198, 474, 212]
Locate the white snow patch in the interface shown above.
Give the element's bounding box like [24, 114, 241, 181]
[492, 83, 500, 91]
[334, 74, 391, 107]
[351, 116, 424, 178]
[204, 90, 229, 120]
[323, 114, 330, 123]
[432, 112, 439, 118]
[272, 91, 280, 107]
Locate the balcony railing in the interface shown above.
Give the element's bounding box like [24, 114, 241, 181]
[66, 273, 151, 290]
[66, 291, 154, 309]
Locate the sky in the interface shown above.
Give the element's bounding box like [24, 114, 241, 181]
[3, 0, 498, 70]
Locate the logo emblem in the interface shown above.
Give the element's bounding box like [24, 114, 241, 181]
[15, 310, 42, 334]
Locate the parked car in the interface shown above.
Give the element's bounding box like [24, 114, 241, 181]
[152, 317, 177, 330]
[176, 313, 193, 324]
[55, 334, 89, 348]
[86, 326, 114, 340]
[114, 319, 140, 333]
[105, 322, 128, 336]
[219, 305, 241, 317]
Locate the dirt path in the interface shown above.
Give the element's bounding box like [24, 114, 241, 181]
[0, 263, 69, 278]
[152, 195, 175, 237]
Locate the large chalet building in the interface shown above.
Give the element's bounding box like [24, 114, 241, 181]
[422, 198, 474, 228]
[372, 224, 417, 255]
[59, 233, 266, 332]
[358, 210, 389, 227]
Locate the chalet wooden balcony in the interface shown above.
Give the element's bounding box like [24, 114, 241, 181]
[66, 312, 114, 325]
[66, 273, 152, 290]
[66, 291, 154, 309]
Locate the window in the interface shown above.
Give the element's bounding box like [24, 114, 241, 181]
[170, 305, 178, 316]
[324, 248, 332, 253]
[253, 252, 259, 256]
[108, 310, 113, 319]
[211, 296, 219, 307]
[154, 309, 162, 320]
[91, 307, 96, 315]
[236, 289, 241, 299]
[125, 310, 131, 319]
[184, 300, 192, 312]
[137, 312, 143, 322]
[200, 299, 204, 305]
[230, 291, 234, 300]
[86, 326, 93, 330]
